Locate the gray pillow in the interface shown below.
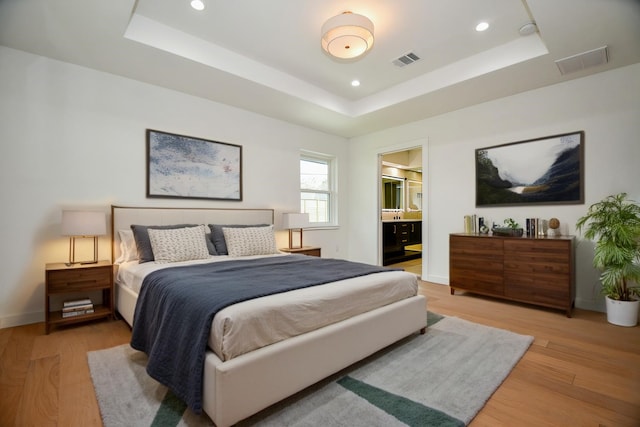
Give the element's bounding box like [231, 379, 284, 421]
[208, 224, 269, 255]
[131, 224, 217, 263]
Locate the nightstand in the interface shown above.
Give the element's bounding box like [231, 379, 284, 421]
[279, 246, 321, 257]
[45, 260, 114, 334]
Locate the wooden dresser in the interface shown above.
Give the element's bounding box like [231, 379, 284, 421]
[449, 233, 575, 316]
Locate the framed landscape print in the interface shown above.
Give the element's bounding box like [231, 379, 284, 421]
[146, 129, 242, 201]
[475, 131, 584, 207]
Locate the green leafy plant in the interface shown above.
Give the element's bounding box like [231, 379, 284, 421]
[504, 218, 520, 229]
[576, 193, 640, 301]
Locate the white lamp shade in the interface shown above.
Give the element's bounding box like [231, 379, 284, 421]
[321, 12, 374, 60]
[282, 213, 309, 229]
[61, 210, 107, 236]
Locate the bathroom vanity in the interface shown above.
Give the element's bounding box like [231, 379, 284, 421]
[382, 220, 422, 265]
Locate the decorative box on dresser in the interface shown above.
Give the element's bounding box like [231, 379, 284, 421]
[449, 233, 575, 317]
[279, 246, 321, 257]
[45, 260, 114, 334]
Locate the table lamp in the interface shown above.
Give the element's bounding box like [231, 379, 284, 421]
[61, 210, 107, 266]
[282, 213, 309, 249]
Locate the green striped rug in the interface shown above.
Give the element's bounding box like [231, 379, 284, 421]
[88, 312, 532, 426]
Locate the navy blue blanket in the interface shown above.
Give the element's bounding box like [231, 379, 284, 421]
[130, 255, 397, 413]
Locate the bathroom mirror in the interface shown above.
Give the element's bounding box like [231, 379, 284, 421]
[407, 180, 422, 211]
[382, 176, 404, 209]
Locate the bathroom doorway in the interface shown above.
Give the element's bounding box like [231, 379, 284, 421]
[379, 147, 423, 277]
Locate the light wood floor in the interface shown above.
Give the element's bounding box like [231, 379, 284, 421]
[388, 257, 422, 276]
[1, 281, 638, 426]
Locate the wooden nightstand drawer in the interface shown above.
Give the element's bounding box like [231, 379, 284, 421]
[47, 266, 112, 292]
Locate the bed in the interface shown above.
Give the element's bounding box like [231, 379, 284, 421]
[111, 205, 427, 427]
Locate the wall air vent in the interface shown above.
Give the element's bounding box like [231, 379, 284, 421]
[554, 46, 608, 75]
[393, 52, 421, 67]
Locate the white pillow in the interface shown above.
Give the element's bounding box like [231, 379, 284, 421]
[222, 225, 279, 257]
[148, 225, 210, 263]
[115, 229, 138, 264]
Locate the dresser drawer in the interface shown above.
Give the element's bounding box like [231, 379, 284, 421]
[47, 266, 112, 292]
[450, 235, 503, 258]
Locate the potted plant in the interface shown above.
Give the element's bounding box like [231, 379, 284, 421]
[576, 193, 640, 326]
[492, 218, 524, 237]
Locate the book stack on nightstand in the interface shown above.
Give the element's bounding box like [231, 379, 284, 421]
[61, 298, 95, 318]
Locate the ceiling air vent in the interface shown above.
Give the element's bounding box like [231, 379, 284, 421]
[554, 46, 608, 75]
[393, 52, 421, 68]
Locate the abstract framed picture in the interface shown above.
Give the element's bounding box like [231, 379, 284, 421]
[146, 129, 242, 201]
[475, 131, 584, 207]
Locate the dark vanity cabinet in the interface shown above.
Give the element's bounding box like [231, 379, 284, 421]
[383, 221, 422, 265]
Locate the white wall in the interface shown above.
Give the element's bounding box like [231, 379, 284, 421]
[348, 62, 640, 312]
[2, 44, 639, 328]
[0, 46, 349, 328]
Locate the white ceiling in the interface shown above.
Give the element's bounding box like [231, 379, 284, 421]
[1, 0, 639, 137]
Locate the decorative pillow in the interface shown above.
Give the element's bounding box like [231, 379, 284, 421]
[147, 225, 210, 263]
[205, 233, 218, 256]
[115, 229, 138, 264]
[209, 224, 269, 255]
[222, 225, 279, 257]
[131, 224, 216, 262]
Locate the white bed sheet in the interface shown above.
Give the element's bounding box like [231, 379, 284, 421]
[117, 255, 418, 361]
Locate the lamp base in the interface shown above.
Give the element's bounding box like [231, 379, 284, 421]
[288, 228, 304, 249]
[65, 259, 98, 267]
[67, 236, 99, 267]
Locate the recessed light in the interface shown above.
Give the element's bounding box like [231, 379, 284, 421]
[190, 0, 205, 11]
[351, 80, 361, 87]
[475, 22, 489, 32]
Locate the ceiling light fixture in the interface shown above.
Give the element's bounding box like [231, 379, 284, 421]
[321, 11, 374, 60]
[351, 80, 361, 87]
[519, 22, 538, 36]
[475, 22, 489, 32]
[190, 0, 205, 11]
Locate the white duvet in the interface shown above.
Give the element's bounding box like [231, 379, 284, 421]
[117, 254, 418, 361]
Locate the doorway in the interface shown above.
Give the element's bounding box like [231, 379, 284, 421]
[379, 147, 423, 277]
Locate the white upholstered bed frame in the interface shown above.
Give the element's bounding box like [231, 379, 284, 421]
[111, 205, 427, 427]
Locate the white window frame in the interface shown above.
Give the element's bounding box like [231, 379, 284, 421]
[300, 151, 337, 227]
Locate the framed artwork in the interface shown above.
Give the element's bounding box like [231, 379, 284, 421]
[146, 129, 242, 201]
[475, 131, 584, 207]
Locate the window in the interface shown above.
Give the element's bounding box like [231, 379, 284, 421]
[300, 152, 336, 226]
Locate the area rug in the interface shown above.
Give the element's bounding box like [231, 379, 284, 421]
[87, 314, 532, 427]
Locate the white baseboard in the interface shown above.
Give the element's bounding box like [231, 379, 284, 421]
[0, 311, 43, 329]
[575, 296, 606, 313]
[424, 274, 449, 285]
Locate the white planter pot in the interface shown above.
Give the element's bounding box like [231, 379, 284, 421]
[605, 296, 640, 327]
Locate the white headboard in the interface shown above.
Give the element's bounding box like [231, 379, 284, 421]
[111, 205, 275, 261]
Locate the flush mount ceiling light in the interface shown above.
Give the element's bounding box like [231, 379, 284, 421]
[321, 11, 374, 60]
